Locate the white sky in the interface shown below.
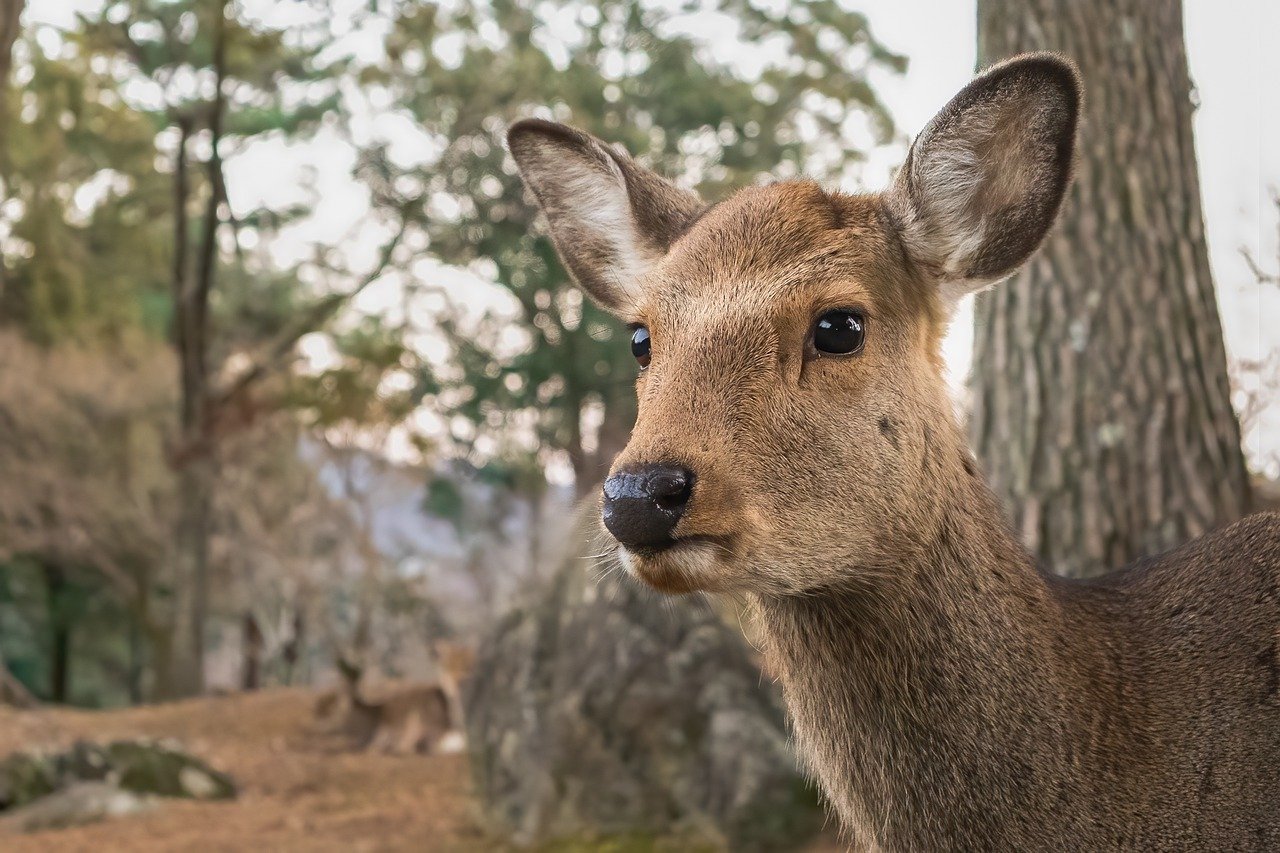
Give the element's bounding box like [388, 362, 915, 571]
[26, 0, 1280, 473]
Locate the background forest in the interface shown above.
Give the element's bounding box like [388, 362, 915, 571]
[0, 0, 1276, 848]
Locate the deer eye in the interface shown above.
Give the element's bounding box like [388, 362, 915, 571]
[812, 310, 865, 356]
[630, 326, 651, 368]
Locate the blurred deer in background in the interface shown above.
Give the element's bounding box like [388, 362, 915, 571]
[508, 54, 1280, 849]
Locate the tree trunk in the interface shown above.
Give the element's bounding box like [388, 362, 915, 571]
[969, 0, 1250, 578]
[165, 1, 229, 697]
[170, 459, 213, 697]
[43, 563, 71, 704]
[0, 0, 25, 308]
[166, 113, 217, 698]
[164, 114, 205, 699]
[0, 0, 22, 153]
[241, 610, 262, 691]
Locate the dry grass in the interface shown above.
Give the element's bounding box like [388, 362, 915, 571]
[0, 687, 847, 852]
[0, 687, 486, 852]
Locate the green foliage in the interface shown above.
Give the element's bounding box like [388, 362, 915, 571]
[285, 316, 422, 430]
[0, 37, 170, 342]
[377, 0, 905, 484]
[81, 0, 344, 134]
[0, 557, 137, 707]
[424, 476, 465, 520]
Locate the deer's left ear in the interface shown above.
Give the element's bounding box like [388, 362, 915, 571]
[888, 53, 1081, 307]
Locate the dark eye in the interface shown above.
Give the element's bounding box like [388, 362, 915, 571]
[812, 310, 865, 356]
[630, 326, 651, 368]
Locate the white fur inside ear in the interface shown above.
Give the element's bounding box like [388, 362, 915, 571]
[900, 113, 1001, 306]
[560, 153, 652, 308]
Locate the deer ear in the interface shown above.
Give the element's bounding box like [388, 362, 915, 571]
[888, 53, 1081, 307]
[507, 119, 704, 315]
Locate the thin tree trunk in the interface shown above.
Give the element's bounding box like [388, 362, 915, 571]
[0, 0, 25, 310]
[969, 0, 1250, 578]
[43, 562, 71, 704]
[167, 0, 229, 697]
[241, 610, 262, 691]
[165, 114, 201, 699]
[127, 608, 144, 704]
[168, 112, 215, 698]
[0, 0, 22, 155]
[171, 461, 213, 696]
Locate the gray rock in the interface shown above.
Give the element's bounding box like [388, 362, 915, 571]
[464, 515, 821, 850]
[0, 781, 155, 834]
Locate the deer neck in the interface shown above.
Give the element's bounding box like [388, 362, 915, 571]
[754, 460, 1106, 849]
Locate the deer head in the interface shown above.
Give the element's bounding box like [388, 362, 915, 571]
[509, 54, 1080, 595]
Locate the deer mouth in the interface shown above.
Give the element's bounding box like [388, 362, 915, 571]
[616, 535, 731, 594]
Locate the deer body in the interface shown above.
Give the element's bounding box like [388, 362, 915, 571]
[507, 54, 1280, 849]
[760, 477, 1280, 850]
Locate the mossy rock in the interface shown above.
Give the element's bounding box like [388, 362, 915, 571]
[0, 739, 235, 813]
[104, 741, 236, 800]
[0, 753, 59, 810]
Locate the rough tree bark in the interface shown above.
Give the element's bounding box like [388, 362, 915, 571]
[969, 0, 1250, 578]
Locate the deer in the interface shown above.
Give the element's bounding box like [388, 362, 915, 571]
[506, 54, 1280, 850]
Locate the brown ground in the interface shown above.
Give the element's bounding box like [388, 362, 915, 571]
[0, 687, 486, 852]
[0, 688, 845, 852]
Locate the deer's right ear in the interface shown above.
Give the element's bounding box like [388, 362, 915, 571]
[507, 119, 704, 315]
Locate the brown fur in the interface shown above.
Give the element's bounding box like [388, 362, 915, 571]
[508, 54, 1280, 849]
[318, 659, 456, 755]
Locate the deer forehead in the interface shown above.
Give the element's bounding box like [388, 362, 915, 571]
[636, 182, 933, 334]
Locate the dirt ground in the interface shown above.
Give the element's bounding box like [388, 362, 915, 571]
[0, 688, 845, 852]
[0, 688, 486, 852]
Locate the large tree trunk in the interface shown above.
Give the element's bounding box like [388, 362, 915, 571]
[969, 0, 1250, 578]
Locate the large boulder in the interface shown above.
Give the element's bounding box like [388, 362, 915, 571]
[464, 513, 820, 850]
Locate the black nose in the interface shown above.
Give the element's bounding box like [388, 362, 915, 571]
[602, 464, 694, 550]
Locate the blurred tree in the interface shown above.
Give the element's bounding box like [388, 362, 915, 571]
[80, 0, 409, 696]
[85, 0, 335, 697]
[377, 0, 904, 493]
[969, 0, 1251, 578]
[0, 0, 25, 704]
[0, 4, 424, 702]
[0, 29, 170, 340]
[0, 333, 176, 705]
